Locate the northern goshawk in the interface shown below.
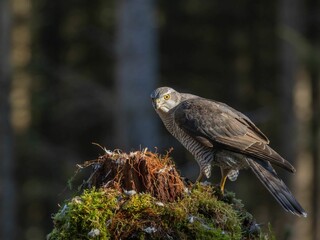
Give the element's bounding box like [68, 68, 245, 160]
[151, 86, 306, 217]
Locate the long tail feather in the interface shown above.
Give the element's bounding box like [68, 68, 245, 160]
[247, 158, 307, 217]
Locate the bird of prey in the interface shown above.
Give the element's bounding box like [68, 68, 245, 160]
[150, 86, 307, 217]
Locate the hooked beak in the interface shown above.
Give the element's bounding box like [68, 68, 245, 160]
[152, 98, 161, 109]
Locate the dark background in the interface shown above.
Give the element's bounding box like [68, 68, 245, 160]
[0, 0, 319, 239]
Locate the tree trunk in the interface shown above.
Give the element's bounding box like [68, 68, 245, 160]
[0, 0, 16, 239]
[115, 0, 159, 150]
[278, 0, 301, 171]
[306, 1, 320, 239]
[310, 67, 320, 240]
[278, 0, 305, 238]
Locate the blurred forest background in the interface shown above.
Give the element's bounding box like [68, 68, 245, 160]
[0, 0, 319, 239]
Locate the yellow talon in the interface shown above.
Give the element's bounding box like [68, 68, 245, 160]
[220, 175, 227, 194]
[220, 168, 230, 194]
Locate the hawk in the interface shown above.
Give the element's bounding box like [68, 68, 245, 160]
[151, 86, 306, 217]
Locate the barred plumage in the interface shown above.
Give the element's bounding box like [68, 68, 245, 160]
[151, 86, 307, 217]
[159, 109, 214, 178]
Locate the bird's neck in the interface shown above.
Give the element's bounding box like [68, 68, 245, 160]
[157, 109, 175, 133]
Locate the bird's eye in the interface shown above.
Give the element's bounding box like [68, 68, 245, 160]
[163, 94, 170, 100]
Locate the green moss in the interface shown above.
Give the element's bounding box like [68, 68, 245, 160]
[48, 185, 274, 239]
[122, 194, 155, 214]
[47, 188, 119, 239]
[164, 184, 242, 240]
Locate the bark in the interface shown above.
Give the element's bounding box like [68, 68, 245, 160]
[89, 150, 185, 202]
[0, 0, 16, 239]
[115, 0, 159, 150]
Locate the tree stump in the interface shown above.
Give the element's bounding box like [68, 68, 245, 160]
[86, 149, 185, 202]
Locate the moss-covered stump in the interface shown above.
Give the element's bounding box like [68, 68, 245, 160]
[48, 149, 274, 240]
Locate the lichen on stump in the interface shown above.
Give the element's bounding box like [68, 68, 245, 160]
[48, 149, 274, 240]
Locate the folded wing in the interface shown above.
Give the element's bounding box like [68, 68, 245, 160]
[174, 98, 295, 173]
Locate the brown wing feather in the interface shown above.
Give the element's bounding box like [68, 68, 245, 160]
[174, 97, 295, 173]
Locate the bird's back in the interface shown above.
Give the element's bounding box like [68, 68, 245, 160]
[174, 97, 295, 173]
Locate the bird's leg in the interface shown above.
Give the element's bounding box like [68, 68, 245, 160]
[196, 172, 204, 183]
[220, 168, 230, 194]
[190, 172, 204, 190]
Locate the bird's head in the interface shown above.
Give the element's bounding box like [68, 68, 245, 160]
[150, 87, 181, 113]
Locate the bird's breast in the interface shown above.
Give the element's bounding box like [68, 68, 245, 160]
[159, 113, 214, 171]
